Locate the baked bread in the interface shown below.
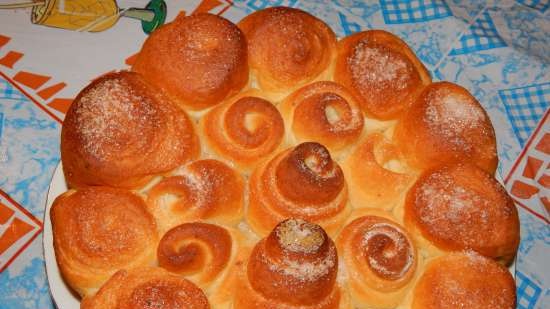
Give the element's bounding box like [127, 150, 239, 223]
[50, 187, 158, 297]
[61, 71, 199, 189]
[133, 13, 248, 110]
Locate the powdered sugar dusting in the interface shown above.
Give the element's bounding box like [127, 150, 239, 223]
[275, 219, 325, 253]
[268, 243, 336, 282]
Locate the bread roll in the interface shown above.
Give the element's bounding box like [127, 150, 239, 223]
[394, 82, 497, 174]
[279, 81, 364, 155]
[247, 142, 350, 237]
[50, 187, 158, 297]
[342, 133, 415, 210]
[403, 163, 519, 264]
[238, 7, 336, 99]
[146, 159, 244, 232]
[133, 13, 248, 110]
[200, 90, 285, 172]
[337, 210, 418, 308]
[61, 71, 199, 189]
[334, 30, 431, 120]
[235, 219, 342, 308]
[81, 267, 210, 309]
[402, 252, 516, 309]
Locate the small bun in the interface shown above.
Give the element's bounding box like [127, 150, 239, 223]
[133, 13, 248, 110]
[404, 163, 519, 264]
[334, 30, 431, 119]
[61, 71, 199, 189]
[238, 7, 336, 98]
[394, 82, 497, 173]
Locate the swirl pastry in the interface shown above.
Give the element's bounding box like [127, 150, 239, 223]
[146, 159, 244, 232]
[238, 7, 337, 97]
[279, 81, 364, 154]
[404, 163, 520, 264]
[247, 142, 350, 237]
[50, 187, 158, 297]
[133, 13, 248, 110]
[342, 133, 414, 210]
[235, 219, 341, 309]
[200, 91, 285, 171]
[403, 252, 516, 309]
[337, 211, 417, 308]
[81, 267, 210, 309]
[61, 71, 199, 189]
[394, 82, 497, 173]
[334, 30, 431, 120]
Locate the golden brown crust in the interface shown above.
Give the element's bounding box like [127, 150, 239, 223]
[200, 91, 285, 171]
[81, 267, 210, 309]
[342, 133, 415, 210]
[409, 252, 516, 309]
[238, 7, 336, 95]
[394, 81, 497, 174]
[404, 163, 520, 264]
[279, 81, 364, 154]
[61, 71, 199, 189]
[334, 30, 431, 120]
[337, 213, 417, 308]
[235, 219, 341, 308]
[247, 142, 350, 237]
[133, 13, 248, 110]
[146, 159, 244, 232]
[50, 187, 158, 297]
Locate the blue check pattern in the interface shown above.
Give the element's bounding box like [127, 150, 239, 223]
[379, 0, 452, 24]
[516, 271, 543, 309]
[0, 77, 25, 100]
[499, 83, 550, 147]
[449, 11, 507, 55]
[517, 0, 550, 13]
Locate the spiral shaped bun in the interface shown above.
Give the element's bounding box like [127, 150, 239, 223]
[405, 252, 516, 309]
[133, 13, 248, 110]
[248, 142, 350, 237]
[338, 212, 417, 308]
[50, 187, 158, 297]
[146, 159, 244, 232]
[61, 71, 199, 189]
[81, 267, 210, 309]
[394, 82, 497, 173]
[235, 219, 341, 308]
[238, 7, 336, 97]
[342, 133, 414, 210]
[334, 30, 431, 120]
[404, 163, 519, 264]
[279, 81, 364, 154]
[201, 91, 285, 171]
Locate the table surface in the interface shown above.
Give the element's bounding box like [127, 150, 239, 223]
[0, 1, 548, 308]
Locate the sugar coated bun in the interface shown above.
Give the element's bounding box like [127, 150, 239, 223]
[61, 71, 199, 189]
[334, 30, 431, 120]
[133, 13, 248, 110]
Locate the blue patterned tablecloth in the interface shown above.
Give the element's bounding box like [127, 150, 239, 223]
[0, 0, 548, 308]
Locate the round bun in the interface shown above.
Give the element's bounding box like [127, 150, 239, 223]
[404, 163, 520, 264]
[81, 267, 210, 309]
[334, 30, 431, 120]
[247, 142, 350, 237]
[50, 187, 158, 297]
[200, 90, 285, 171]
[279, 81, 364, 155]
[61, 71, 199, 189]
[394, 81, 497, 173]
[337, 211, 418, 308]
[146, 159, 244, 232]
[406, 252, 516, 309]
[238, 6, 336, 98]
[133, 13, 248, 110]
[235, 219, 342, 309]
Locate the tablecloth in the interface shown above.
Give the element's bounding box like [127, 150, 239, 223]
[0, 0, 548, 308]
